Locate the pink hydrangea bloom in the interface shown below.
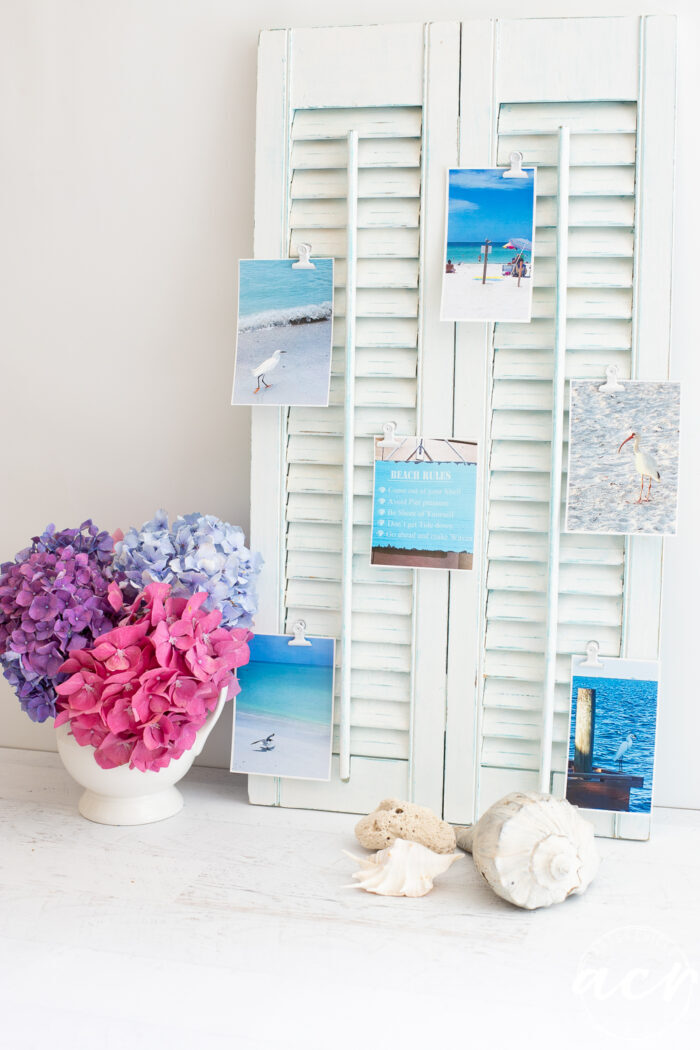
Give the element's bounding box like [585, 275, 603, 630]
[55, 581, 252, 772]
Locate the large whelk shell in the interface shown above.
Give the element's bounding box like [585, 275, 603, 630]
[456, 792, 599, 910]
[345, 837, 462, 897]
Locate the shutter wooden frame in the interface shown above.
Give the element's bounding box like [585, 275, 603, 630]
[245, 16, 676, 837]
[247, 23, 462, 813]
[446, 15, 676, 840]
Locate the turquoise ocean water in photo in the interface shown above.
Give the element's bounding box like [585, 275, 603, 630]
[238, 259, 333, 329]
[446, 241, 531, 266]
[569, 675, 658, 813]
[231, 634, 335, 780]
[236, 661, 333, 726]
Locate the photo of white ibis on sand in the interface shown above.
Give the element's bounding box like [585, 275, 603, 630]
[231, 258, 334, 407]
[565, 379, 680, 536]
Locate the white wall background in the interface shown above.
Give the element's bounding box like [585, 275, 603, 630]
[1, 0, 698, 808]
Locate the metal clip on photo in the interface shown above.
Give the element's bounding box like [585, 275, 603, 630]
[288, 620, 312, 647]
[377, 421, 400, 449]
[292, 243, 315, 269]
[598, 364, 626, 394]
[502, 150, 528, 179]
[579, 640, 604, 668]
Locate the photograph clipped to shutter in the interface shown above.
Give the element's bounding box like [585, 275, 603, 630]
[441, 166, 536, 322]
[371, 435, 478, 570]
[566, 652, 659, 815]
[232, 632, 335, 781]
[232, 258, 334, 407]
[565, 379, 680, 535]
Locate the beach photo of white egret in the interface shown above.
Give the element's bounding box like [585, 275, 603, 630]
[440, 167, 536, 323]
[565, 380, 680, 536]
[231, 258, 333, 406]
[231, 633, 335, 781]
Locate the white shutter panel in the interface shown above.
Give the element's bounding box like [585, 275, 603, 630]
[248, 24, 460, 813]
[249, 18, 675, 831]
[442, 16, 676, 836]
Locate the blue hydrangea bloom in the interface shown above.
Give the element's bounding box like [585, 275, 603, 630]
[114, 511, 262, 629]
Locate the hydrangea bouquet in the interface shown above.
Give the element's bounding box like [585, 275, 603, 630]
[0, 512, 260, 772]
[55, 582, 251, 771]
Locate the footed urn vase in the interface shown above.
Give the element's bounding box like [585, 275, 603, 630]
[55, 690, 227, 826]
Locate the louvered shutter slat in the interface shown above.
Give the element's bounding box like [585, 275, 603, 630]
[291, 137, 422, 170]
[334, 288, 419, 318]
[494, 319, 632, 349]
[494, 347, 631, 381]
[498, 101, 637, 134]
[536, 197, 635, 228]
[291, 107, 422, 139]
[290, 198, 420, 229]
[535, 166, 635, 197]
[331, 347, 417, 379]
[291, 227, 420, 258]
[496, 133, 636, 166]
[291, 167, 421, 199]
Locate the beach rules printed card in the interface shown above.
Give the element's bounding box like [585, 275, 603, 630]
[371, 435, 477, 570]
[566, 654, 659, 815]
[231, 258, 334, 407]
[231, 633, 335, 781]
[565, 380, 681, 536]
[441, 167, 536, 323]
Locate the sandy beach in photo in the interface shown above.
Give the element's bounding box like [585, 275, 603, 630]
[566, 380, 680, 536]
[232, 709, 332, 780]
[441, 261, 533, 322]
[232, 317, 332, 406]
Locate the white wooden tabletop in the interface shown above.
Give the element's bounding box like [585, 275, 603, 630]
[1, 747, 698, 1050]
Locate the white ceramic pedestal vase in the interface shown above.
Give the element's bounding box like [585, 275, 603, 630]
[55, 689, 227, 826]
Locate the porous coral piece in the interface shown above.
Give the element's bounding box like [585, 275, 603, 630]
[355, 798, 456, 854]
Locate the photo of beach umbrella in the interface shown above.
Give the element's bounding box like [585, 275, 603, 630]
[231, 258, 334, 407]
[502, 237, 532, 252]
[441, 168, 536, 323]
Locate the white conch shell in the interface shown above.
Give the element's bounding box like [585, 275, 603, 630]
[456, 791, 599, 910]
[345, 837, 461, 897]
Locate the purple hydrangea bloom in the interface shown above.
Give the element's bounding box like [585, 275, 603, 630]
[1, 651, 56, 723]
[113, 511, 262, 629]
[0, 520, 122, 721]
